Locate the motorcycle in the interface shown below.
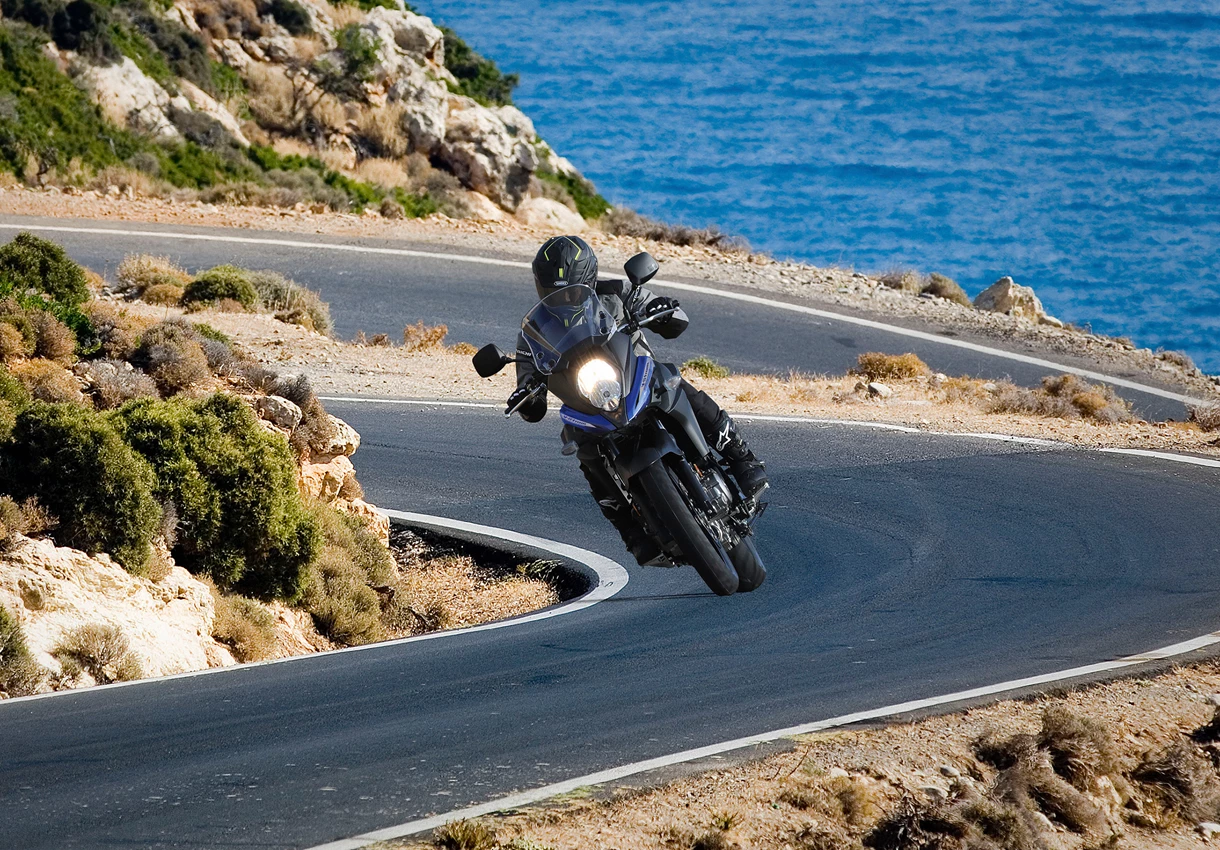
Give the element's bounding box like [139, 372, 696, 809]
[472, 252, 767, 596]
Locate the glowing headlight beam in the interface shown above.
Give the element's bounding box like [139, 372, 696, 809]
[576, 359, 623, 412]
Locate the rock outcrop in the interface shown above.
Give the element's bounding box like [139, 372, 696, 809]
[973, 276, 1064, 326]
[0, 536, 234, 685]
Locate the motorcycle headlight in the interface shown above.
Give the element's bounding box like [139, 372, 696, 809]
[576, 358, 622, 412]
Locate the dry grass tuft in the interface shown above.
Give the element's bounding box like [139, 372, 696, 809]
[31, 312, 76, 364]
[1157, 349, 1196, 372]
[0, 321, 27, 362]
[211, 589, 277, 662]
[12, 358, 85, 404]
[878, 269, 924, 293]
[0, 495, 57, 552]
[391, 554, 558, 636]
[85, 302, 152, 361]
[117, 255, 192, 296]
[988, 374, 1134, 423]
[434, 819, 498, 850]
[682, 356, 730, 380]
[853, 352, 930, 382]
[53, 623, 142, 684]
[142, 283, 185, 306]
[599, 207, 749, 252]
[921, 273, 972, 306]
[1130, 743, 1220, 826]
[403, 321, 449, 353]
[1038, 705, 1117, 790]
[354, 157, 412, 190]
[354, 103, 409, 160]
[79, 360, 159, 409]
[1189, 403, 1220, 432]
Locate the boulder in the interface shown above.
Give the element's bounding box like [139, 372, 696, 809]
[299, 453, 354, 502]
[366, 6, 445, 64]
[316, 414, 361, 458]
[256, 394, 303, 429]
[72, 57, 186, 141]
[387, 62, 450, 154]
[973, 276, 1062, 325]
[867, 381, 893, 398]
[440, 97, 539, 210]
[0, 536, 230, 681]
[514, 196, 586, 232]
[462, 190, 508, 221]
[178, 80, 250, 147]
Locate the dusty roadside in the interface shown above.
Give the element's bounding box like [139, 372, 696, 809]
[3, 187, 1217, 402]
[383, 663, 1220, 850]
[157, 303, 1220, 459]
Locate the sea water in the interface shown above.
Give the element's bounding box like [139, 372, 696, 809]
[417, 1, 1220, 371]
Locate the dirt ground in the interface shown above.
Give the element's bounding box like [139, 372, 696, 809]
[381, 663, 1220, 850]
[5, 186, 1218, 402]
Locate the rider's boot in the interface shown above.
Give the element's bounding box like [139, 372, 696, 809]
[707, 411, 769, 499]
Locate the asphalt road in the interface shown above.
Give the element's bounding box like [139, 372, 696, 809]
[0, 219, 1218, 849]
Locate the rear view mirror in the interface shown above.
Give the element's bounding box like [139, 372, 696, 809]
[624, 252, 659, 287]
[473, 343, 511, 378]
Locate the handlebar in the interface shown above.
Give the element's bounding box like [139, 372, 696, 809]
[619, 306, 679, 334]
[504, 381, 546, 418]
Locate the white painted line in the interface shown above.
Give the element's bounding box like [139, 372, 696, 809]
[0, 512, 628, 709]
[320, 398, 1220, 471]
[0, 221, 1206, 407]
[305, 627, 1220, 850]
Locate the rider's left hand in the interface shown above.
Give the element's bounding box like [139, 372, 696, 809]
[644, 297, 680, 324]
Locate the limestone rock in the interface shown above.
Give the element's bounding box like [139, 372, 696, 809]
[178, 80, 250, 147]
[867, 381, 893, 398]
[256, 394, 303, 429]
[463, 190, 508, 221]
[439, 96, 539, 210]
[0, 536, 228, 681]
[72, 57, 185, 140]
[316, 414, 361, 458]
[299, 453, 355, 501]
[973, 276, 1062, 325]
[335, 497, 391, 545]
[515, 196, 586, 232]
[366, 6, 445, 63]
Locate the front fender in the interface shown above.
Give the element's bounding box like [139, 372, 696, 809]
[615, 426, 682, 481]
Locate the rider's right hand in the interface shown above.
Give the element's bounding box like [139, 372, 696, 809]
[506, 384, 534, 416]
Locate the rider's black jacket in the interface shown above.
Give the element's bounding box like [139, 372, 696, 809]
[513, 279, 689, 422]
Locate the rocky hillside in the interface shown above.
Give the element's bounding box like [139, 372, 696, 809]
[0, 0, 605, 229]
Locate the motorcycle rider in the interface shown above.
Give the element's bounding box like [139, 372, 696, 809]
[507, 234, 768, 564]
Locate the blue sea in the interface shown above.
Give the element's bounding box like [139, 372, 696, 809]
[416, 1, 1220, 372]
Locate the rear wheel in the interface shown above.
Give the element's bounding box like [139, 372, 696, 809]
[730, 537, 766, 592]
[633, 462, 739, 596]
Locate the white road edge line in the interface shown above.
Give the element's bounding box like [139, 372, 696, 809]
[0, 222, 1206, 407]
[321, 397, 1220, 470]
[0, 512, 628, 709]
[306, 629, 1220, 850]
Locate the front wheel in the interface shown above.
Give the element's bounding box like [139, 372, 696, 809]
[633, 462, 739, 596]
[730, 536, 766, 592]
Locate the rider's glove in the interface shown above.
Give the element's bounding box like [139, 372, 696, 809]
[506, 384, 539, 417]
[644, 297, 680, 325]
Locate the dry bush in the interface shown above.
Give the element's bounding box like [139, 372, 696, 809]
[132, 322, 213, 396]
[246, 270, 333, 335]
[339, 470, 364, 500]
[878, 269, 925, 293]
[379, 197, 404, 219]
[142, 283, 185, 306]
[31, 311, 76, 363]
[191, 0, 264, 40]
[393, 554, 558, 635]
[354, 103, 409, 159]
[117, 254, 192, 296]
[354, 157, 411, 189]
[12, 359, 85, 404]
[81, 360, 160, 409]
[0, 604, 46, 697]
[1157, 349, 1196, 371]
[0, 321, 30, 362]
[304, 547, 385, 645]
[403, 321, 448, 352]
[1130, 743, 1220, 826]
[1189, 403, 1220, 432]
[53, 623, 142, 684]
[682, 356, 730, 380]
[921, 273, 971, 306]
[450, 342, 478, 356]
[86, 302, 152, 361]
[1038, 705, 1117, 790]
[270, 372, 335, 455]
[211, 590, 277, 662]
[434, 819, 497, 850]
[88, 165, 160, 197]
[245, 63, 304, 133]
[988, 374, 1134, 423]
[854, 352, 930, 382]
[600, 207, 749, 251]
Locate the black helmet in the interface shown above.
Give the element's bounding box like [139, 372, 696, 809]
[532, 235, 598, 298]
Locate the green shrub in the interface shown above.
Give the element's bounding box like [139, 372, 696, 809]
[536, 168, 609, 220]
[0, 232, 91, 309]
[1, 401, 161, 571]
[316, 24, 379, 99]
[0, 603, 45, 696]
[303, 505, 393, 645]
[112, 394, 320, 600]
[53, 622, 142, 684]
[0, 362, 29, 407]
[183, 264, 258, 308]
[267, 0, 311, 35]
[441, 27, 518, 106]
[682, 356, 730, 380]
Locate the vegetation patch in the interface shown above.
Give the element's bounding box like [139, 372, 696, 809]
[853, 351, 930, 382]
[210, 587, 277, 662]
[921, 272, 971, 306]
[0, 603, 45, 696]
[440, 27, 518, 106]
[599, 207, 749, 251]
[682, 356, 731, 380]
[988, 374, 1135, 423]
[52, 622, 142, 684]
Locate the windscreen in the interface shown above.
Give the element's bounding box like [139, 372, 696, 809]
[521, 284, 616, 374]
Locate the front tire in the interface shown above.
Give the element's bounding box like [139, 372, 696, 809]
[633, 462, 739, 596]
[730, 537, 766, 592]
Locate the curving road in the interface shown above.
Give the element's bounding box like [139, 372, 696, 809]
[0, 217, 1218, 850]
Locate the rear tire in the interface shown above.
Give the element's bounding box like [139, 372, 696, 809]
[633, 462, 739, 596]
[730, 537, 766, 592]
